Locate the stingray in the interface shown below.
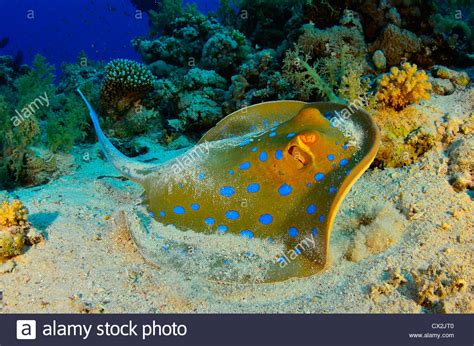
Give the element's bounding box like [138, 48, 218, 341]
[78, 89, 380, 282]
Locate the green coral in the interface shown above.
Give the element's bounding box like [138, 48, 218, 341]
[283, 43, 370, 104]
[0, 54, 88, 187]
[46, 93, 89, 153]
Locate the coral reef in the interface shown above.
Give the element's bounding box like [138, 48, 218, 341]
[218, 0, 305, 50]
[376, 63, 432, 110]
[100, 59, 155, 115]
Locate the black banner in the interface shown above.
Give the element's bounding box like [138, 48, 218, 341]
[0, 314, 472, 346]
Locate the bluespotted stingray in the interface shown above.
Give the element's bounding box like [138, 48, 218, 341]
[78, 89, 380, 282]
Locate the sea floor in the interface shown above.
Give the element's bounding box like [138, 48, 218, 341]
[0, 89, 472, 314]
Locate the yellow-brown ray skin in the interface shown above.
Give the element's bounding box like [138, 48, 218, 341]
[199, 101, 380, 272]
[143, 101, 379, 281]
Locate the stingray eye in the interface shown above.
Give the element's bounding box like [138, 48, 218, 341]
[288, 145, 310, 167]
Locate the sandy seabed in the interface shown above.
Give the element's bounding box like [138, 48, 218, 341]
[0, 89, 472, 314]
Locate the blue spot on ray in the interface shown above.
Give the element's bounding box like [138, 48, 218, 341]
[312, 228, 318, 236]
[217, 225, 228, 233]
[205, 217, 215, 225]
[259, 214, 273, 225]
[269, 132, 277, 138]
[191, 203, 200, 211]
[319, 215, 325, 222]
[220, 186, 235, 197]
[247, 183, 260, 193]
[275, 150, 283, 160]
[229, 169, 234, 175]
[240, 230, 254, 238]
[329, 186, 336, 194]
[149, 212, 155, 218]
[340, 158, 349, 166]
[278, 183, 292, 196]
[328, 154, 335, 161]
[239, 161, 251, 170]
[198, 173, 206, 180]
[287, 132, 296, 138]
[174, 206, 185, 214]
[240, 138, 251, 146]
[160, 211, 166, 217]
[288, 227, 298, 237]
[315, 172, 325, 181]
[225, 210, 240, 220]
[251, 147, 258, 152]
[259, 152, 268, 162]
[307, 204, 317, 215]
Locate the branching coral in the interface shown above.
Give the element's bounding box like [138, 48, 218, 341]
[100, 59, 155, 114]
[283, 44, 339, 102]
[0, 200, 28, 228]
[376, 63, 431, 110]
[283, 43, 370, 104]
[0, 199, 41, 259]
[0, 200, 29, 258]
[0, 54, 89, 187]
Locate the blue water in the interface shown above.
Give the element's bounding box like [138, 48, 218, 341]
[0, 0, 220, 69]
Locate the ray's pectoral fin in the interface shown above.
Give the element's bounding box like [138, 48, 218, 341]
[286, 131, 319, 168]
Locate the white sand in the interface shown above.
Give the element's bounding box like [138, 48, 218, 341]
[0, 89, 472, 313]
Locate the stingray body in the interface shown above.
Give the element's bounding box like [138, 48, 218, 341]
[78, 89, 380, 282]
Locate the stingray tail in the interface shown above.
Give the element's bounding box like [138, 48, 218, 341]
[77, 88, 154, 184]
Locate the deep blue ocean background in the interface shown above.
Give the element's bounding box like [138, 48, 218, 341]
[0, 0, 220, 69]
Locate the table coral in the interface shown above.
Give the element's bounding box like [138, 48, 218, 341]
[376, 63, 432, 110]
[100, 59, 154, 114]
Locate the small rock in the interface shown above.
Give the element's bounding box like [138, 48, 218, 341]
[0, 260, 16, 274]
[432, 65, 470, 87]
[430, 77, 455, 95]
[373, 50, 387, 71]
[25, 228, 44, 246]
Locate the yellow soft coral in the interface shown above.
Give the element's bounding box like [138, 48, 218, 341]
[0, 200, 29, 228]
[376, 63, 431, 110]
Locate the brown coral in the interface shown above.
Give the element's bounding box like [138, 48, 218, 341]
[100, 59, 155, 114]
[369, 24, 422, 66]
[376, 63, 431, 111]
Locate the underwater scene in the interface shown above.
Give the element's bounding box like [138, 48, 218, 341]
[0, 0, 472, 314]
